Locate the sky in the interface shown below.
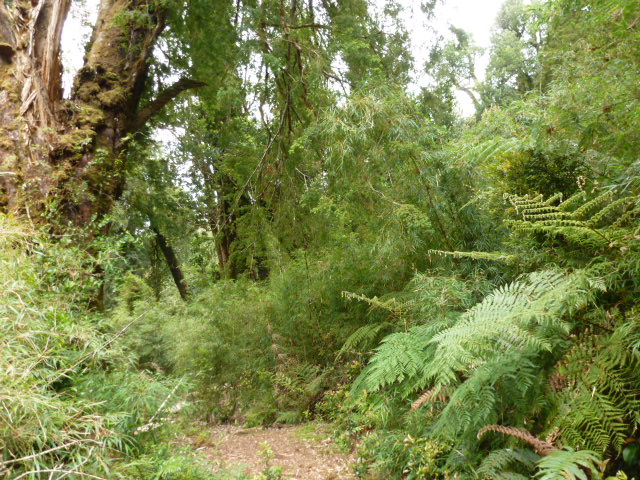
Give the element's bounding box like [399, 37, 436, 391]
[61, 0, 506, 115]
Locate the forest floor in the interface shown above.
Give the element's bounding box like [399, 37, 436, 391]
[186, 423, 357, 479]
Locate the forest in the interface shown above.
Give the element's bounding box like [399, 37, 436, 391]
[1, 0, 639, 478]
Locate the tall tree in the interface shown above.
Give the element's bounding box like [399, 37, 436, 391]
[479, 0, 545, 108]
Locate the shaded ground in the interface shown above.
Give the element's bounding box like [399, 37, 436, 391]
[190, 423, 356, 479]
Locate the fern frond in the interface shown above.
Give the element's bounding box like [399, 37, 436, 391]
[410, 385, 451, 410]
[428, 249, 518, 263]
[338, 322, 394, 357]
[428, 270, 594, 383]
[477, 449, 540, 480]
[572, 192, 614, 220]
[535, 448, 601, 480]
[548, 317, 640, 454]
[504, 190, 639, 251]
[558, 191, 588, 211]
[352, 320, 452, 396]
[478, 425, 555, 455]
[341, 291, 410, 315]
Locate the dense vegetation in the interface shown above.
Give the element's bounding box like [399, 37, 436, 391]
[1, 0, 640, 478]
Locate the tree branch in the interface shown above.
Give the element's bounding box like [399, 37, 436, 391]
[130, 77, 206, 131]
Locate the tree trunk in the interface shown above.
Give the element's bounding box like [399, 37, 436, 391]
[0, 1, 203, 226]
[151, 225, 189, 301]
[213, 173, 241, 279]
[193, 152, 240, 280]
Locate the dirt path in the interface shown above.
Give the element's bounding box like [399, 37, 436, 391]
[190, 423, 356, 479]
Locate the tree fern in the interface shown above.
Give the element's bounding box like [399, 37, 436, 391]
[426, 269, 599, 386]
[339, 291, 411, 356]
[338, 322, 396, 357]
[357, 269, 601, 440]
[428, 249, 518, 264]
[354, 190, 639, 478]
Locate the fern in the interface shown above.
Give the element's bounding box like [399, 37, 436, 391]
[352, 319, 452, 397]
[504, 191, 639, 250]
[358, 269, 601, 441]
[338, 322, 395, 357]
[477, 449, 540, 479]
[339, 291, 414, 356]
[547, 317, 640, 454]
[355, 190, 639, 478]
[341, 291, 411, 315]
[478, 425, 555, 455]
[427, 269, 598, 386]
[536, 449, 601, 480]
[428, 249, 518, 263]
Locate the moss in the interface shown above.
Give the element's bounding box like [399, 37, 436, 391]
[75, 81, 101, 100]
[76, 105, 105, 127]
[75, 67, 125, 108]
[0, 134, 14, 151]
[97, 87, 125, 108]
[58, 129, 94, 150]
[104, 71, 120, 82]
[0, 70, 20, 103]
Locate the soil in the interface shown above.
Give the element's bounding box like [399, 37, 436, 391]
[190, 423, 357, 479]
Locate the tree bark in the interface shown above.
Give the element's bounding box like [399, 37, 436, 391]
[151, 225, 189, 301]
[0, 1, 203, 226]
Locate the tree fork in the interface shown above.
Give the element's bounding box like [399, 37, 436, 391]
[0, 1, 203, 227]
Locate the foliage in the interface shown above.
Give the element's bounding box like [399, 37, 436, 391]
[0, 218, 205, 479]
[536, 449, 601, 480]
[4, 0, 640, 478]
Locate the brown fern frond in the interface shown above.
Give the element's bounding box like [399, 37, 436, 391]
[545, 427, 560, 445]
[477, 425, 555, 455]
[411, 386, 450, 410]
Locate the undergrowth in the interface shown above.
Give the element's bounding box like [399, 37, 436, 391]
[0, 217, 215, 480]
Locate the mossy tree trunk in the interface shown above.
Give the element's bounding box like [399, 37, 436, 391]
[0, 0, 203, 226]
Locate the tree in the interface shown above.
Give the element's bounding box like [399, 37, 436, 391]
[171, 0, 417, 279]
[479, 0, 545, 108]
[0, 0, 204, 227]
[422, 26, 482, 123]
